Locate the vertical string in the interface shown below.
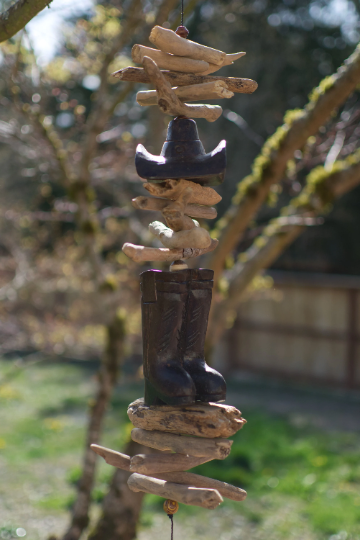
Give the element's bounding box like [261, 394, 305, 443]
[168, 514, 174, 540]
[181, 0, 184, 26]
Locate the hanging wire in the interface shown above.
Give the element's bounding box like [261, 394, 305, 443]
[181, 0, 184, 26]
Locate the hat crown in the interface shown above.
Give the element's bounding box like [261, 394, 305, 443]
[160, 118, 205, 160]
[166, 117, 199, 142]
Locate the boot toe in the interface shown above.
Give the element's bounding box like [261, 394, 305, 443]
[145, 363, 196, 406]
[184, 362, 226, 402]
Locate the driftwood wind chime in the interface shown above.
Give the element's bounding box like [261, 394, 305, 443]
[92, 8, 257, 538]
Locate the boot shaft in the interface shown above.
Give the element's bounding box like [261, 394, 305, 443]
[140, 269, 200, 405]
[141, 269, 214, 360]
[141, 270, 187, 378]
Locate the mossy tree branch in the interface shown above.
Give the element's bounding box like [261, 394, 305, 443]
[207, 43, 360, 286]
[207, 150, 360, 351]
[0, 0, 53, 43]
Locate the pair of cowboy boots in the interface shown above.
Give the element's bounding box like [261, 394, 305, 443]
[140, 268, 226, 406]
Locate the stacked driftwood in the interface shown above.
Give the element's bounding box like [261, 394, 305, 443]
[117, 25, 258, 265]
[123, 178, 221, 264]
[92, 399, 247, 509]
[113, 25, 257, 123]
[97, 27, 251, 511]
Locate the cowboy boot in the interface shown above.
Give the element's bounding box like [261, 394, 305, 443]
[141, 269, 196, 406]
[182, 269, 226, 403]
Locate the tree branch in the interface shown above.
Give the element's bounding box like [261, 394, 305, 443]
[207, 150, 360, 350]
[0, 0, 53, 43]
[79, 0, 178, 186]
[62, 315, 126, 540]
[207, 43, 360, 284]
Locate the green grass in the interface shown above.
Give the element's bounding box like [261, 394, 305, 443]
[1, 358, 360, 540]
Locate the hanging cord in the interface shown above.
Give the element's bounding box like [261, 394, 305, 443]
[168, 514, 174, 540]
[163, 499, 178, 540]
[175, 0, 189, 37]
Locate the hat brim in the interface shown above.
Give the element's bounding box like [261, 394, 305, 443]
[135, 140, 226, 186]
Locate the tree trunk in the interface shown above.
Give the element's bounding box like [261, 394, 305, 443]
[61, 314, 126, 540]
[88, 441, 146, 540]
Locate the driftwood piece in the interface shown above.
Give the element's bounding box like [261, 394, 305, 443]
[148, 221, 211, 249]
[155, 471, 247, 502]
[142, 56, 222, 122]
[161, 186, 195, 231]
[132, 196, 217, 220]
[128, 399, 246, 438]
[136, 81, 234, 106]
[144, 179, 222, 206]
[128, 473, 223, 509]
[130, 453, 210, 474]
[132, 45, 209, 73]
[149, 26, 226, 66]
[91, 444, 130, 471]
[200, 52, 246, 75]
[131, 428, 232, 459]
[122, 238, 218, 263]
[112, 67, 258, 95]
[163, 212, 196, 231]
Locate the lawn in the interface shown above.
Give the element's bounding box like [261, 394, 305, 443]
[1, 357, 359, 540]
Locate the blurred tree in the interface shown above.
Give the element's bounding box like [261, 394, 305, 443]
[1, 1, 360, 539]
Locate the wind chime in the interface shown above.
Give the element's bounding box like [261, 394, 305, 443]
[92, 4, 257, 537]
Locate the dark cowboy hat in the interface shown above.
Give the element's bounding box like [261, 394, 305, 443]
[135, 117, 226, 186]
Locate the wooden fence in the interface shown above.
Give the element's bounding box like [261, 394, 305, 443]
[222, 271, 360, 388]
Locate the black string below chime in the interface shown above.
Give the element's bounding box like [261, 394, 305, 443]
[168, 514, 174, 540]
[163, 500, 178, 540]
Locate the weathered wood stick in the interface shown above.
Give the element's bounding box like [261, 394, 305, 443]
[112, 67, 258, 95]
[128, 398, 246, 438]
[163, 211, 196, 231]
[128, 473, 223, 509]
[200, 52, 246, 75]
[122, 238, 218, 263]
[149, 25, 226, 66]
[131, 428, 232, 459]
[132, 44, 209, 73]
[136, 81, 234, 106]
[148, 221, 211, 249]
[161, 186, 195, 231]
[91, 444, 130, 470]
[142, 56, 222, 122]
[132, 196, 217, 220]
[155, 471, 247, 502]
[130, 453, 210, 474]
[144, 179, 222, 206]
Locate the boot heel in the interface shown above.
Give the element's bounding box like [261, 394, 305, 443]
[144, 378, 195, 406]
[144, 378, 166, 406]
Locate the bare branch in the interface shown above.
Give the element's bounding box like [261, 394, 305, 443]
[0, 0, 53, 43]
[207, 44, 360, 284]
